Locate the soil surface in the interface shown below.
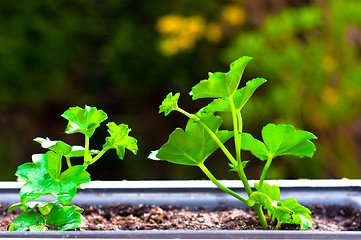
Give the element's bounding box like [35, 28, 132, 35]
[1, 204, 360, 231]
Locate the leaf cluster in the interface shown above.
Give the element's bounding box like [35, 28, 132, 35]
[9, 105, 138, 231]
[150, 56, 317, 229]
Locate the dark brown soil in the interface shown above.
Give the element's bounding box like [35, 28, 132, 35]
[1, 204, 360, 231]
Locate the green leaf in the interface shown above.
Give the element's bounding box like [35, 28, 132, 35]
[203, 78, 266, 113]
[34, 137, 99, 158]
[34, 137, 72, 156]
[67, 146, 100, 158]
[62, 105, 108, 138]
[103, 122, 138, 159]
[233, 78, 267, 110]
[16, 151, 90, 205]
[251, 184, 313, 229]
[9, 203, 85, 231]
[242, 123, 317, 160]
[229, 161, 248, 172]
[241, 133, 269, 160]
[254, 182, 280, 201]
[9, 201, 57, 216]
[262, 123, 317, 158]
[8, 202, 23, 213]
[250, 192, 275, 214]
[30, 201, 57, 216]
[46, 203, 85, 231]
[159, 92, 180, 116]
[150, 113, 233, 166]
[282, 198, 313, 230]
[8, 211, 46, 231]
[191, 56, 252, 99]
[203, 98, 230, 113]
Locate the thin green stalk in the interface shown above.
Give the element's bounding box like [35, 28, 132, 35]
[88, 150, 107, 166]
[177, 107, 238, 167]
[83, 136, 91, 167]
[254, 203, 269, 228]
[229, 99, 254, 198]
[275, 220, 282, 230]
[65, 156, 72, 168]
[198, 163, 248, 204]
[259, 155, 274, 190]
[229, 98, 242, 165]
[230, 98, 268, 228]
[177, 107, 200, 122]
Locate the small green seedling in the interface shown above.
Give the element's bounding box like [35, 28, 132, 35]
[149, 56, 317, 229]
[8, 105, 138, 231]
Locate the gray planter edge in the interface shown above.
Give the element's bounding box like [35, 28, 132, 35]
[0, 179, 360, 239]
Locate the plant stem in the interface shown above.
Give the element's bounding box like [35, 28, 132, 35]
[229, 97, 268, 228]
[198, 163, 248, 204]
[259, 155, 273, 190]
[65, 156, 72, 168]
[83, 136, 91, 167]
[198, 121, 239, 167]
[254, 203, 269, 228]
[229, 98, 253, 197]
[275, 220, 282, 230]
[229, 98, 242, 166]
[176, 107, 200, 122]
[177, 107, 238, 167]
[88, 150, 107, 166]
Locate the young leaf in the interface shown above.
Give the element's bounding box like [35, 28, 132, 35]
[46, 204, 85, 231]
[102, 122, 138, 159]
[16, 151, 90, 205]
[34, 137, 72, 156]
[191, 56, 252, 99]
[8, 211, 46, 231]
[282, 198, 313, 230]
[203, 98, 230, 113]
[233, 78, 267, 110]
[204, 78, 267, 113]
[9, 201, 57, 216]
[34, 137, 99, 158]
[251, 182, 313, 229]
[254, 181, 280, 201]
[242, 123, 317, 160]
[159, 92, 180, 116]
[150, 113, 233, 166]
[67, 146, 100, 158]
[62, 105, 108, 138]
[229, 161, 248, 172]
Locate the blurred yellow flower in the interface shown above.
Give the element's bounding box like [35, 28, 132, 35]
[156, 14, 185, 34]
[221, 5, 246, 26]
[156, 4, 246, 55]
[156, 14, 206, 55]
[205, 23, 223, 43]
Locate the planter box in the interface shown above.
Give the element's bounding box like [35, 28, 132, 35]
[0, 179, 361, 239]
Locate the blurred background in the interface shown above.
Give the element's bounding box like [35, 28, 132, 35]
[0, 0, 361, 181]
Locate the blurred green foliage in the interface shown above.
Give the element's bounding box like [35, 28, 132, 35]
[0, 0, 360, 180]
[225, 0, 361, 178]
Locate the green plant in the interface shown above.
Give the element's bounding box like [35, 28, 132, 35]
[149, 56, 317, 229]
[8, 105, 138, 231]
